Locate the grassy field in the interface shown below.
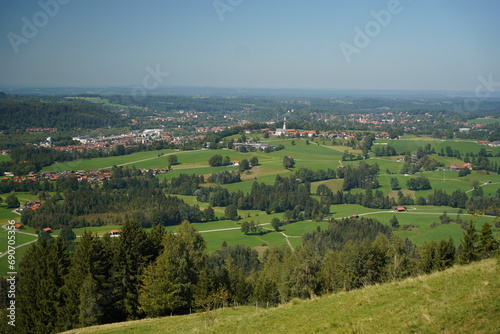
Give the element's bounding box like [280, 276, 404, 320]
[468, 118, 500, 124]
[62, 258, 500, 334]
[10, 137, 500, 273]
[376, 135, 500, 155]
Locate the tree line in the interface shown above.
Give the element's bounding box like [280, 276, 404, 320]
[1, 217, 497, 334]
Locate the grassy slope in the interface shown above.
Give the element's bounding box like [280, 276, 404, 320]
[62, 258, 500, 334]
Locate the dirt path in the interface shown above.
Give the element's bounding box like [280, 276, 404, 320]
[102, 149, 201, 169]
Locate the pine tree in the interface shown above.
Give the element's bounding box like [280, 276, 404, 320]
[17, 237, 69, 334]
[140, 221, 207, 316]
[459, 222, 478, 264]
[390, 177, 400, 190]
[224, 204, 239, 221]
[390, 215, 400, 229]
[435, 237, 455, 270]
[478, 222, 497, 258]
[146, 223, 166, 262]
[111, 220, 149, 321]
[58, 231, 95, 329]
[203, 205, 216, 221]
[78, 274, 102, 328]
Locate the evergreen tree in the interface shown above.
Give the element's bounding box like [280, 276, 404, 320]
[390, 177, 400, 190]
[435, 237, 455, 270]
[224, 204, 239, 221]
[78, 274, 102, 328]
[203, 205, 216, 221]
[459, 222, 478, 264]
[478, 222, 497, 258]
[390, 215, 400, 229]
[111, 220, 149, 321]
[146, 224, 166, 262]
[140, 221, 206, 316]
[17, 237, 69, 334]
[61, 226, 76, 250]
[58, 231, 114, 330]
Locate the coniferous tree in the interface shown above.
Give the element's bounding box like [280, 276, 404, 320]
[435, 237, 456, 270]
[111, 220, 149, 321]
[78, 274, 102, 328]
[140, 221, 206, 316]
[58, 231, 114, 330]
[390, 177, 400, 190]
[390, 215, 400, 229]
[17, 237, 69, 334]
[459, 222, 478, 264]
[224, 204, 239, 221]
[478, 222, 497, 258]
[203, 205, 216, 221]
[146, 224, 166, 261]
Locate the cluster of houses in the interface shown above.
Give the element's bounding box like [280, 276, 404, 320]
[3, 168, 169, 184]
[478, 140, 500, 147]
[26, 127, 57, 132]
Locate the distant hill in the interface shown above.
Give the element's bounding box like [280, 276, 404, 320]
[0, 101, 127, 131]
[63, 259, 499, 334]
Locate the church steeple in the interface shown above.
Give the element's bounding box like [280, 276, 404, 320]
[283, 117, 286, 130]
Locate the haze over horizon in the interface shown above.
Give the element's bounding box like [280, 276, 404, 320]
[1, 0, 499, 92]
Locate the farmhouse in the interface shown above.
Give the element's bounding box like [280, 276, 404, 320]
[42, 227, 52, 233]
[110, 229, 121, 237]
[489, 141, 500, 147]
[394, 207, 407, 212]
[450, 163, 473, 171]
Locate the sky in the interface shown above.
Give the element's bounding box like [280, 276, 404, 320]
[0, 0, 499, 92]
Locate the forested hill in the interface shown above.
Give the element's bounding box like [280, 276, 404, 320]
[0, 101, 127, 131]
[61, 259, 499, 334]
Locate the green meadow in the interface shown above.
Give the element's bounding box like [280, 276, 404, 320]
[376, 135, 500, 155]
[468, 118, 500, 124]
[3, 136, 497, 275]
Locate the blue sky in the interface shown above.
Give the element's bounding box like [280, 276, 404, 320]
[0, 0, 499, 91]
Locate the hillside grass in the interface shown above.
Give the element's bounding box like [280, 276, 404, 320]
[62, 258, 500, 334]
